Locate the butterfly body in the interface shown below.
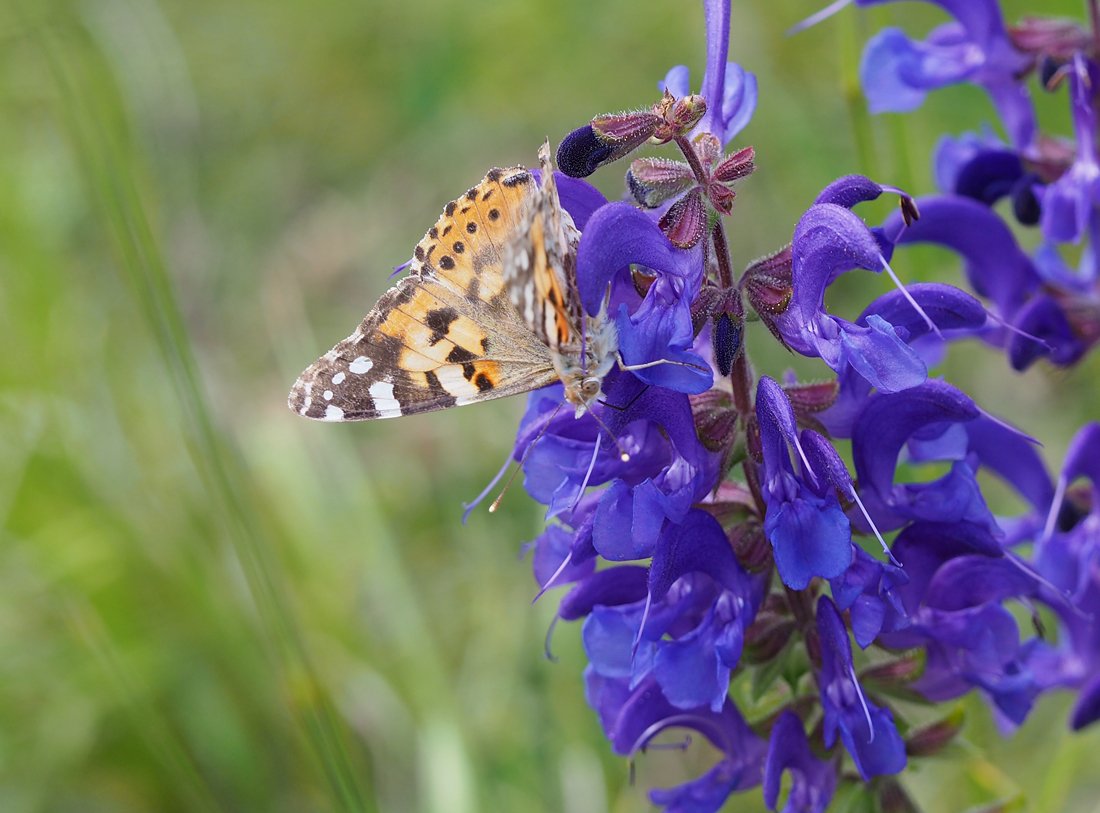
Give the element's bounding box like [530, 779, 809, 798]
[288, 143, 617, 422]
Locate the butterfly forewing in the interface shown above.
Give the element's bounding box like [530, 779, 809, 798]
[289, 162, 561, 421]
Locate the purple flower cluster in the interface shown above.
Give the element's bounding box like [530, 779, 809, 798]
[502, 1, 1100, 810]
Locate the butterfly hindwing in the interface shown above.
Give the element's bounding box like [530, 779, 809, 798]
[503, 143, 583, 354]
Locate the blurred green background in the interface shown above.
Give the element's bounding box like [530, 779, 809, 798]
[2, 0, 1100, 810]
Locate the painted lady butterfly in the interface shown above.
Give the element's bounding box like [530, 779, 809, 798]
[288, 142, 618, 422]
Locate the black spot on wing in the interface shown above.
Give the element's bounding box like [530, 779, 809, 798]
[502, 171, 531, 187]
[424, 371, 457, 409]
[425, 307, 459, 345]
[466, 222, 477, 234]
[474, 373, 494, 392]
[446, 345, 477, 363]
[461, 362, 476, 380]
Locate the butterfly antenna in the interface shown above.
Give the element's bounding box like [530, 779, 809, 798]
[489, 402, 564, 513]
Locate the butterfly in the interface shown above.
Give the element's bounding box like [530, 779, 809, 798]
[287, 141, 619, 423]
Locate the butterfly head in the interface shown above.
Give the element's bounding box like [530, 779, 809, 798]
[556, 310, 618, 417]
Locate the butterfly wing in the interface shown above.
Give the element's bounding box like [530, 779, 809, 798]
[289, 164, 559, 421]
[503, 142, 584, 354]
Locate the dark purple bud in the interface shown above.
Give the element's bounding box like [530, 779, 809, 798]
[714, 311, 743, 376]
[713, 146, 756, 182]
[658, 187, 707, 248]
[729, 521, 771, 573]
[742, 244, 793, 343]
[743, 614, 796, 663]
[783, 379, 839, 419]
[878, 778, 921, 813]
[858, 652, 925, 693]
[626, 157, 695, 208]
[1011, 172, 1042, 225]
[557, 126, 612, 178]
[904, 708, 965, 757]
[692, 286, 745, 376]
[1008, 17, 1091, 61]
[707, 181, 736, 215]
[557, 110, 661, 179]
[689, 389, 737, 453]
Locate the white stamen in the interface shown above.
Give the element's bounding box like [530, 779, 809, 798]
[879, 254, 943, 339]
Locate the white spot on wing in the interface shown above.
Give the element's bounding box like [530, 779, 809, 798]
[369, 379, 402, 418]
[332, 372, 346, 385]
[324, 404, 345, 421]
[350, 356, 373, 375]
[323, 390, 333, 400]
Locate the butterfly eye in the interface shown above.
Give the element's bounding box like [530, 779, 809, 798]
[581, 378, 601, 398]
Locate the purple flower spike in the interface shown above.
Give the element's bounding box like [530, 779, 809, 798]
[816, 596, 907, 780]
[777, 203, 927, 392]
[763, 711, 837, 813]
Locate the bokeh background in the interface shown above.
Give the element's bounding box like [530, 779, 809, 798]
[3, 0, 1100, 810]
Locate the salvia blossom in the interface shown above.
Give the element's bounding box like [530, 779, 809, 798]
[493, 0, 1100, 810]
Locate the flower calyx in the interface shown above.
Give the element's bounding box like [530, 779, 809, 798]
[741, 244, 794, 344]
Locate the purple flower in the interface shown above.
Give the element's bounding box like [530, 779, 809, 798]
[756, 376, 853, 589]
[775, 203, 928, 392]
[576, 203, 712, 394]
[857, 0, 1035, 148]
[763, 712, 837, 813]
[816, 596, 907, 779]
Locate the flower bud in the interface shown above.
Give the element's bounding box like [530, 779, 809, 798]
[713, 146, 756, 182]
[742, 244, 793, 343]
[878, 778, 921, 813]
[904, 707, 965, 757]
[707, 182, 736, 215]
[729, 521, 772, 573]
[689, 389, 737, 453]
[859, 652, 926, 700]
[626, 158, 695, 208]
[557, 109, 661, 178]
[1008, 17, 1090, 61]
[782, 380, 840, 422]
[658, 187, 707, 248]
[653, 91, 707, 142]
[743, 613, 796, 663]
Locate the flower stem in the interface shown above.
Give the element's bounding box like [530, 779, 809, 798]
[674, 134, 709, 185]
